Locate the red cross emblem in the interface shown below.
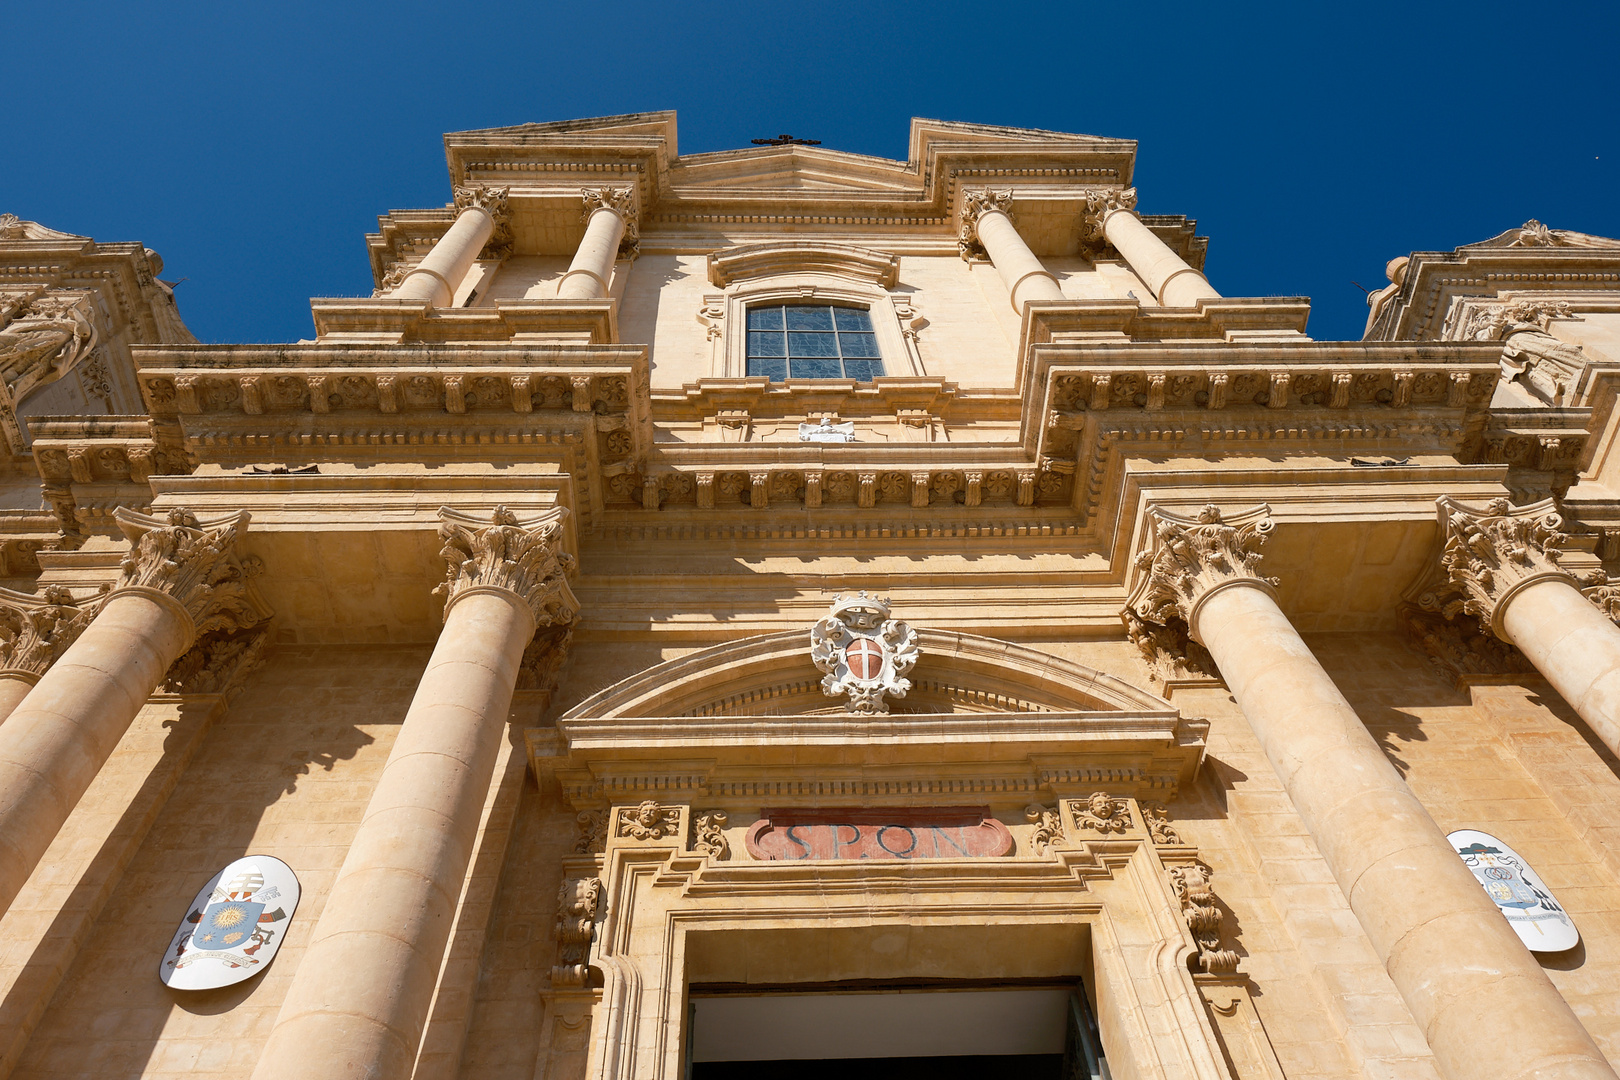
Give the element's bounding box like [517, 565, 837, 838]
[844, 638, 884, 681]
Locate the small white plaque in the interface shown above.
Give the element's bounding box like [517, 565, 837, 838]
[798, 419, 855, 443]
[160, 855, 301, 989]
[1448, 830, 1578, 953]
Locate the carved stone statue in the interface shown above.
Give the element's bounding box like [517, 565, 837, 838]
[1464, 300, 1587, 405]
[0, 290, 98, 402]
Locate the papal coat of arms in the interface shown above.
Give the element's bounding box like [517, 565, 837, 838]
[810, 591, 920, 714]
[160, 855, 300, 989]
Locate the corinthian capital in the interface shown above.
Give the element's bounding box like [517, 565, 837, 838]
[580, 187, 639, 257]
[434, 505, 579, 629]
[1080, 186, 1139, 244]
[454, 186, 514, 260]
[0, 584, 107, 678]
[957, 188, 1013, 258]
[1125, 503, 1276, 641]
[112, 507, 272, 636]
[1435, 496, 1573, 638]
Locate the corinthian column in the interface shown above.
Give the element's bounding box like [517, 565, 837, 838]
[253, 506, 578, 1080]
[1127, 504, 1614, 1080]
[391, 186, 512, 306]
[958, 188, 1066, 313]
[0, 508, 268, 918]
[557, 187, 638, 300]
[1081, 188, 1219, 308]
[1433, 496, 1620, 758]
[0, 585, 103, 723]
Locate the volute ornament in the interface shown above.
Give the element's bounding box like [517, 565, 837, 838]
[1024, 803, 1066, 855]
[1169, 863, 1239, 973]
[1433, 496, 1572, 640]
[692, 810, 730, 860]
[1125, 503, 1276, 645]
[433, 506, 579, 630]
[1142, 802, 1182, 845]
[809, 591, 921, 714]
[0, 584, 107, 678]
[551, 876, 601, 987]
[112, 507, 272, 636]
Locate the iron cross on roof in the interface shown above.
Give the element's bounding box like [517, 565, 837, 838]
[751, 134, 821, 146]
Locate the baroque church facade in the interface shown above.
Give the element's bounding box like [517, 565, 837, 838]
[1, 113, 1619, 1080]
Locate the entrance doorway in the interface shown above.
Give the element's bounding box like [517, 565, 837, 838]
[687, 984, 1107, 1080]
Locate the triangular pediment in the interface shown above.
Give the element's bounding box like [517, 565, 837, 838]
[670, 146, 919, 194]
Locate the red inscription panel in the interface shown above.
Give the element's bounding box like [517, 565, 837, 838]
[745, 807, 1013, 861]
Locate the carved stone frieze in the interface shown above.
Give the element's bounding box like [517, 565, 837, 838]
[453, 185, 514, 261]
[551, 876, 601, 987]
[1169, 863, 1239, 974]
[615, 800, 681, 841]
[1434, 496, 1573, 639]
[581, 187, 639, 259]
[1070, 792, 1131, 834]
[0, 584, 107, 678]
[112, 508, 272, 635]
[433, 506, 579, 629]
[1124, 504, 1276, 647]
[957, 188, 1012, 260]
[691, 810, 729, 860]
[1024, 803, 1066, 855]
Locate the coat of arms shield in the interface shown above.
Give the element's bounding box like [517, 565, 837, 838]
[160, 855, 301, 989]
[809, 591, 921, 714]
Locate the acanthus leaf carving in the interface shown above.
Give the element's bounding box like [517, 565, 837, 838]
[454, 185, 513, 261]
[0, 584, 108, 678]
[112, 507, 272, 636]
[1434, 496, 1572, 639]
[433, 505, 579, 629]
[691, 810, 730, 860]
[1124, 503, 1276, 649]
[1142, 802, 1182, 845]
[573, 808, 610, 854]
[957, 188, 1013, 260]
[162, 624, 271, 699]
[551, 876, 602, 987]
[1025, 803, 1066, 855]
[1169, 862, 1239, 974]
[1080, 187, 1139, 246]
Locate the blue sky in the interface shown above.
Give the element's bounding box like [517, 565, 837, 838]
[6, 2, 1616, 345]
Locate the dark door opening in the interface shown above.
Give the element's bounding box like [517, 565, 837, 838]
[687, 984, 1105, 1080]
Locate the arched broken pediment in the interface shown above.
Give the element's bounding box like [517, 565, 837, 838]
[706, 241, 900, 289]
[562, 628, 1177, 719]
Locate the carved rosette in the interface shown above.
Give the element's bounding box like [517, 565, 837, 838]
[1024, 803, 1067, 855]
[1434, 496, 1573, 639]
[1124, 504, 1277, 648]
[433, 506, 579, 631]
[581, 187, 639, 259]
[453, 185, 514, 260]
[112, 507, 272, 636]
[0, 584, 107, 678]
[552, 876, 602, 987]
[1080, 186, 1139, 246]
[957, 188, 1013, 260]
[1169, 863, 1239, 974]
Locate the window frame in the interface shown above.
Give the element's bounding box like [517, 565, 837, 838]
[743, 301, 884, 382]
[710, 278, 922, 380]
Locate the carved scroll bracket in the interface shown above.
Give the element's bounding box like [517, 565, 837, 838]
[112, 507, 272, 638]
[552, 875, 602, 987]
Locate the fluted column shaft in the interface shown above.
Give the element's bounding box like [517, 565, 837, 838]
[0, 590, 193, 916]
[250, 588, 533, 1080]
[1084, 188, 1219, 308]
[0, 508, 264, 920]
[557, 198, 630, 300]
[1130, 504, 1613, 1080]
[392, 206, 496, 306]
[252, 506, 576, 1080]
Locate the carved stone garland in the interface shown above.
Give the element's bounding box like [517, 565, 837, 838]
[1433, 497, 1573, 640]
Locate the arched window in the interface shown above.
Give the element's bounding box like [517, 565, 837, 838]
[745, 303, 884, 381]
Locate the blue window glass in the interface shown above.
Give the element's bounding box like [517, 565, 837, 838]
[744, 304, 886, 381]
